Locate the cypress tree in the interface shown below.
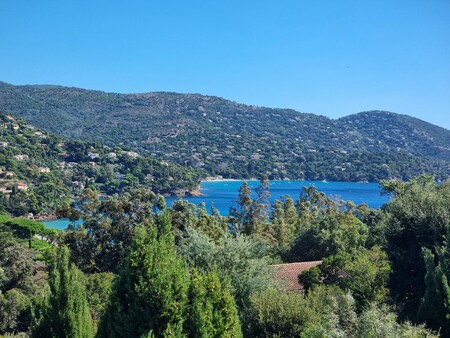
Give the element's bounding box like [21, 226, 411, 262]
[97, 212, 190, 338]
[418, 245, 450, 335]
[98, 212, 243, 338]
[187, 269, 242, 338]
[32, 246, 93, 338]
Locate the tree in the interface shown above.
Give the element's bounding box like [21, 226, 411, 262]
[381, 176, 450, 320]
[249, 176, 270, 236]
[178, 228, 274, 310]
[6, 218, 45, 249]
[299, 246, 391, 311]
[417, 241, 450, 335]
[63, 188, 159, 273]
[269, 196, 297, 252]
[97, 213, 242, 337]
[0, 288, 31, 334]
[187, 269, 242, 338]
[246, 286, 357, 338]
[85, 272, 115, 328]
[32, 246, 93, 338]
[287, 213, 368, 262]
[97, 214, 189, 338]
[229, 181, 253, 234]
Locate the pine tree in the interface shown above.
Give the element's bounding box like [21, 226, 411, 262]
[32, 246, 93, 338]
[249, 175, 270, 236]
[229, 181, 253, 234]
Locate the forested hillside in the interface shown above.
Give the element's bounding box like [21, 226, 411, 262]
[1, 81, 448, 181]
[0, 111, 199, 217]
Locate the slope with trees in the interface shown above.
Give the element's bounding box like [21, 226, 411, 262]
[1, 81, 449, 182]
[0, 111, 200, 217]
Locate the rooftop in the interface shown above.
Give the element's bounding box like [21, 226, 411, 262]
[271, 261, 322, 291]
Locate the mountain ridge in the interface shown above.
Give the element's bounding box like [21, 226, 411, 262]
[0, 81, 449, 181]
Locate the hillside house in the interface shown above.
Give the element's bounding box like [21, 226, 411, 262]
[123, 151, 139, 158]
[0, 142, 7, 147]
[38, 167, 51, 173]
[87, 152, 100, 159]
[12, 182, 28, 191]
[14, 154, 29, 161]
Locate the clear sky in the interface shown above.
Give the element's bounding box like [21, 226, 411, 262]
[1, 1, 449, 129]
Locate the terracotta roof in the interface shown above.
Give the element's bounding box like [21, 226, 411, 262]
[270, 261, 322, 291]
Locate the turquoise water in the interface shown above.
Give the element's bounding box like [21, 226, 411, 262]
[43, 180, 389, 230]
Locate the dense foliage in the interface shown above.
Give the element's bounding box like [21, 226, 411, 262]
[97, 214, 242, 338]
[32, 246, 93, 338]
[0, 111, 200, 217]
[1, 175, 448, 337]
[1, 81, 448, 182]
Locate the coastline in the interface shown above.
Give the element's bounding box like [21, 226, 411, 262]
[34, 213, 59, 222]
[201, 176, 256, 183]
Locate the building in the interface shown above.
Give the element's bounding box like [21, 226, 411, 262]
[270, 261, 322, 292]
[14, 154, 29, 161]
[12, 182, 29, 191]
[87, 152, 100, 159]
[38, 167, 51, 173]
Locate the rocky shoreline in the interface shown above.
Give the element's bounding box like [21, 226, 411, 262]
[34, 213, 59, 222]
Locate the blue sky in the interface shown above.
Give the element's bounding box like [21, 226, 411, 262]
[1, 1, 449, 129]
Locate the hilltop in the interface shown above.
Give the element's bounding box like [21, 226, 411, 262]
[0, 81, 449, 181]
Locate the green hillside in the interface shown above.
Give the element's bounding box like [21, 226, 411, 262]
[0, 81, 448, 181]
[0, 111, 200, 217]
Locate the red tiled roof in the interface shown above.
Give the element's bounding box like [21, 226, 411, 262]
[270, 261, 322, 291]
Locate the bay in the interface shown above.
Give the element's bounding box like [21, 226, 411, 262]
[42, 180, 389, 230]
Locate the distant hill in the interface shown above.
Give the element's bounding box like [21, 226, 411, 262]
[0, 81, 449, 182]
[0, 111, 199, 217]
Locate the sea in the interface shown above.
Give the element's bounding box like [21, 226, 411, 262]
[42, 180, 390, 230]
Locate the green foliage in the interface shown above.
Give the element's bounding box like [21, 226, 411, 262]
[355, 305, 438, 338]
[1, 84, 449, 182]
[0, 225, 38, 336]
[97, 214, 242, 338]
[246, 286, 437, 338]
[187, 269, 242, 338]
[178, 228, 274, 309]
[6, 218, 45, 248]
[0, 111, 200, 217]
[269, 195, 297, 252]
[417, 242, 450, 335]
[170, 200, 228, 242]
[0, 228, 36, 294]
[0, 289, 31, 334]
[85, 273, 115, 324]
[62, 188, 160, 273]
[246, 286, 357, 337]
[229, 181, 253, 234]
[287, 213, 368, 262]
[381, 176, 450, 320]
[97, 214, 189, 337]
[299, 246, 391, 311]
[31, 246, 93, 338]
